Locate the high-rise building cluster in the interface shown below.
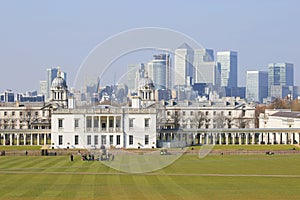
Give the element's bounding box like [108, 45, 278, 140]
[246, 63, 298, 103]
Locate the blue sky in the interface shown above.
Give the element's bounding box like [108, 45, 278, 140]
[0, 0, 299, 92]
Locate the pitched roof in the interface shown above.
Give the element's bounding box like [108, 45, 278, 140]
[271, 112, 300, 118]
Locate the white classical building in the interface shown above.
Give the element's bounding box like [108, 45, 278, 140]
[260, 109, 300, 128]
[51, 76, 157, 149]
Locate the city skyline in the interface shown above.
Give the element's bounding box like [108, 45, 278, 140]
[0, 1, 299, 92]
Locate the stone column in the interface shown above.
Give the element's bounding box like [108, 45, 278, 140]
[225, 133, 229, 145]
[219, 133, 222, 145]
[113, 116, 116, 132]
[245, 133, 248, 145]
[206, 133, 209, 145]
[17, 134, 19, 146]
[106, 116, 109, 132]
[10, 134, 13, 145]
[37, 134, 40, 145]
[212, 133, 216, 145]
[251, 133, 255, 145]
[199, 134, 202, 145]
[44, 134, 47, 145]
[30, 134, 33, 145]
[239, 133, 242, 145]
[232, 133, 235, 145]
[296, 132, 300, 145]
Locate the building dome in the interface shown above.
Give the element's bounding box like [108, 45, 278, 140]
[51, 67, 67, 89]
[139, 73, 154, 89]
[52, 76, 67, 89]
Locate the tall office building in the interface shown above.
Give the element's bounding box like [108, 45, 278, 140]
[127, 63, 145, 92]
[194, 61, 221, 86]
[268, 63, 294, 98]
[39, 80, 47, 96]
[193, 48, 220, 86]
[147, 53, 171, 90]
[174, 43, 194, 87]
[246, 71, 268, 103]
[216, 51, 238, 88]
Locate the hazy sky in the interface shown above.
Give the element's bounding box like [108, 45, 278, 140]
[0, 0, 299, 92]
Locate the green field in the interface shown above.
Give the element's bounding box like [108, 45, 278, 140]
[0, 153, 300, 199]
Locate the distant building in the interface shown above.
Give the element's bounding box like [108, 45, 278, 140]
[246, 71, 268, 103]
[268, 63, 294, 98]
[217, 51, 238, 88]
[16, 92, 45, 102]
[174, 43, 194, 87]
[44, 66, 67, 100]
[147, 53, 171, 90]
[127, 63, 145, 93]
[0, 90, 14, 102]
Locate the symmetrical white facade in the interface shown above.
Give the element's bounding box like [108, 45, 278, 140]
[51, 107, 157, 149]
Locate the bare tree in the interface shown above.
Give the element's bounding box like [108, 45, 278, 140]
[214, 113, 227, 129]
[20, 107, 38, 129]
[235, 113, 250, 128]
[156, 105, 167, 129]
[190, 111, 206, 129]
[167, 109, 181, 129]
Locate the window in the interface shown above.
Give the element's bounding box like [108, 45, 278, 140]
[59, 135, 63, 145]
[94, 135, 98, 145]
[101, 135, 107, 145]
[221, 111, 224, 116]
[19, 112, 23, 116]
[58, 119, 63, 129]
[182, 111, 186, 116]
[190, 111, 193, 116]
[87, 135, 91, 145]
[117, 135, 121, 145]
[35, 112, 38, 116]
[109, 119, 113, 128]
[12, 112, 15, 116]
[228, 111, 232, 116]
[129, 118, 134, 128]
[110, 135, 113, 145]
[213, 111, 216, 116]
[167, 111, 170, 116]
[94, 117, 99, 128]
[74, 135, 79, 145]
[74, 119, 79, 128]
[144, 118, 150, 128]
[145, 135, 149, 145]
[4, 111, 7, 116]
[86, 117, 92, 128]
[116, 119, 120, 128]
[129, 135, 133, 145]
[205, 111, 209, 116]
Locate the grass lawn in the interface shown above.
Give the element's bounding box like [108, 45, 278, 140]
[190, 144, 300, 151]
[0, 153, 300, 199]
[0, 145, 43, 151]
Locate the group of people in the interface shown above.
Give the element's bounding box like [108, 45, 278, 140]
[69, 150, 115, 162]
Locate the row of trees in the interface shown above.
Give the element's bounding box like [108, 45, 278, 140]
[157, 107, 250, 130]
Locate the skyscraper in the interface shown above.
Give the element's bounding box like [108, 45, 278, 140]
[246, 71, 268, 103]
[147, 53, 171, 90]
[127, 63, 145, 92]
[268, 63, 294, 98]
[174, 43, 194, 87]
[216, 51, 238, 88]
[193, 48, 220, 87]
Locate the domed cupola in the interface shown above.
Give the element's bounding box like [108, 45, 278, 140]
[138, 72, 155, 106]
[50, 66, 68, 108]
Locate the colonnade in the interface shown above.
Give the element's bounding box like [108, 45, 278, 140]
[158, 129, 300, 146]
[0, 132, 51, 146]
